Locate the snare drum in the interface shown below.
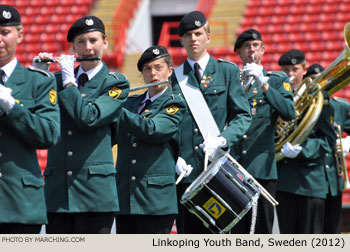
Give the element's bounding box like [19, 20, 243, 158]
[181, 154, 260, 234]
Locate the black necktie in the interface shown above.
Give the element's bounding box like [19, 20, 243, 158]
[0, 69, 5, 85]
[77, 73, 89, 88]
[194, 63, 201, 84]
[140, 99, 152, 114]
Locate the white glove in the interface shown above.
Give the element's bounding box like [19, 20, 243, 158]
[202, 136, 227, 160]
[337, 136, 350, 157]
[59, 55, 77, 87]
[281, 142, 302, 158]
[175, 157, 193, 177]
[32, 52, 53, 71]
[242, 63, 269, 88]
[0, 85, 16, 113]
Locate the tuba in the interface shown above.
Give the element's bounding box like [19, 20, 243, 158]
[275, 23, 350, 161]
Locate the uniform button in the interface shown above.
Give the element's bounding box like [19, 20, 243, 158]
[214, 90, 217, 94]
[194, 146, 199, 151]
[193, 128, 199, 133]
[131, 176, 136, 181]
[88, 102, 92, 105]
[199, 143, 203, 148]
[67, 130, 73, 136]
[325, 153, 329, 157]
[259, 100, 262, 103]
[243, 135, 247, 139]
[20, 104, 24, 107]
[242, 150, 247, 155]
[67, 171, 73, 176]
[67, 151, 73, 156]
[0, 152, 2, 158]
[325, 165, 330, 169]
[0, 172, 2, 178]
[131, 159, 136, 164]
[132, 143, 137, 148]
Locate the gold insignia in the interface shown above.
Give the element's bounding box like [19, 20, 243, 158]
[166, 105, 179, 115]
[81, 93, 86, 97]
[109, 87, 122, 99]
[49, 89, 57, 105]
[252, 88, 258, 94]
[144, 109, 151, 113]
[330, 115, 334, 125]
[15, 99, 20, 104]
[283, 82, 292, 92]
[202, 197, 226, 219]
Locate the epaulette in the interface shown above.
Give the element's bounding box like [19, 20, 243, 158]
[218, 58, 238, 67]
[27, 66, 52, 78]
[109, 72, 128, 81]
[333, 96, 350, 105]
[267, 71, 284, 77]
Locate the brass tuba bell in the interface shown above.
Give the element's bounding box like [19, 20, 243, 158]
[275, 23, 350, 161]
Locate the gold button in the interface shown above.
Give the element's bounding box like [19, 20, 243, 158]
[242, 150, 247, 155]
[193, 128, 199, 133]
[67, 151, 73, 156]
[325, 165, 330, 169]
[131, 159, 136, 164]
[243, 135, 247, 139]
[67, 171, 73, 176]
[132, 143, 137, 148]
[131, 176, 136, 181]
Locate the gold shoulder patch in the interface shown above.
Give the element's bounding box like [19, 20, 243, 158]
[283, 82, 291, 92]
[109, 87, 122, 99]
[166, 105, 179, 115]
[49, 89, 57, 105]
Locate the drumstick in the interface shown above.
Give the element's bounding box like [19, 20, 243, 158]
[176, 171, 186, 185]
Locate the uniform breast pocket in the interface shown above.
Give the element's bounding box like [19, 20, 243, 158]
[204, 85, 226, 110]
[252, 98, 271, 118]
[16, 98, 36, 112]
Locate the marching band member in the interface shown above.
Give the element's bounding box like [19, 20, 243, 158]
[276, 51, 336, 233]
[0, 5, 60, 234]
[305, 64, 350, 233]
[34, 16, 130, 233]
[114, 45, 185, 234]
[231, 29, 295, 234]
[171, 11, 252, 234]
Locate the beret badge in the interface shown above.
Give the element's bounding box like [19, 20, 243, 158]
[85, 18, 94, 26]
[2, 11, 11, 19]
[152, 48, 160, 55]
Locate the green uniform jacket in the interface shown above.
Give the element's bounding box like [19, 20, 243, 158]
[44, 63, 129, 213]
[324, 97, 350, 196]
[233, 70, 295, 180]
[0, 62, 60, 224]
[115, 88, 185, 215]
[171, 57, 252, 183]
[277, 92, 336, 199]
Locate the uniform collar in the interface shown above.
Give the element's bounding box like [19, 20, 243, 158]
[76, 62, 103, 81]
[0, 58, 18, 82]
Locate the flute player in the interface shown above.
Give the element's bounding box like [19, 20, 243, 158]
[33, 15, 130, 234]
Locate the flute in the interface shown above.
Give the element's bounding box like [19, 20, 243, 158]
[34, 56, 101, 63]
[130, 80, 169, 92]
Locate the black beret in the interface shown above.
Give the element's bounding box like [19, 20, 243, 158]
[234, 29, 262, 51]
[137, 45, 170, 71]
[304, 63, 324, 78]
[0, 5, 21, 26]
[278, 49, 305, 66]
[67, 16, 105, 42]
[178, 11, 207, 37]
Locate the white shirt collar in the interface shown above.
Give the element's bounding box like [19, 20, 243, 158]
[0, 58, 18, 82]
[187, 53, 210, 76]
[76, 62, 103, 81]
